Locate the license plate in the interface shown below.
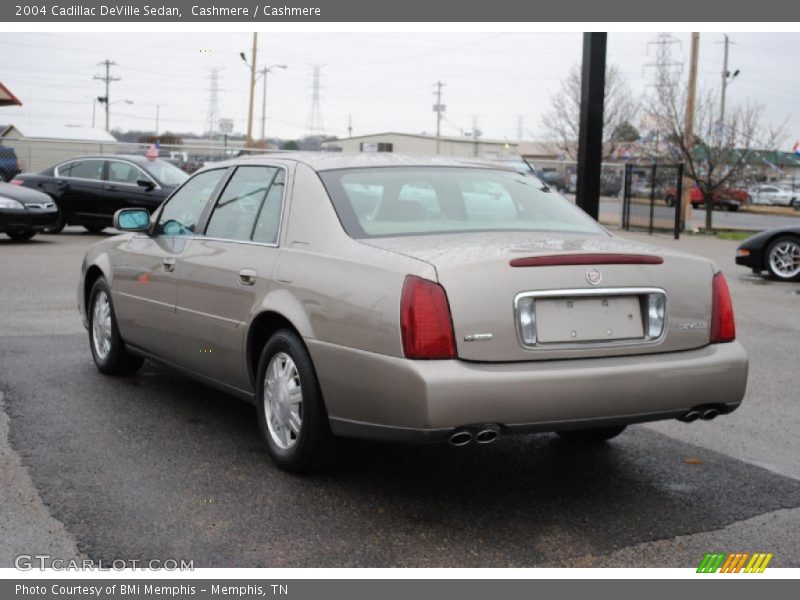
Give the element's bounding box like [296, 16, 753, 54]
[535, 296, 643, 343]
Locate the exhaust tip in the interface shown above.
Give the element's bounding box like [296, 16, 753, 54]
[449, 430, 473, 447]
[702, 408, 720, 421]
[679, 410, 701, 423]
[475, 429, 499, 444]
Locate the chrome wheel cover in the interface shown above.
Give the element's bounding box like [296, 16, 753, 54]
[769, 240, 800, 279]
[264, 352, 303, 450]
[91, 290, 113, 361]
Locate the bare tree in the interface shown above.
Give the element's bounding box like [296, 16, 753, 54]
[649, 81, 785, 230]
[541, 64, 639, 160]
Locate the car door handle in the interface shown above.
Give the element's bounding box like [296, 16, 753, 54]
[162, 257, 176, 272]
[239, 269, 257, 286]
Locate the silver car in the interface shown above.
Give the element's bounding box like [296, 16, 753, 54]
[78, 154, 748, 472]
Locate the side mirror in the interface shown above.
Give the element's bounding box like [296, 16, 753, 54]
[137, 179, 155, 191]
[114, 208, 151, 232]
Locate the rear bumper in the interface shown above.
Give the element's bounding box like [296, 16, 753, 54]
[308, 340, 749, 443]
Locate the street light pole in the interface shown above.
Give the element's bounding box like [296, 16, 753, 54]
[258, 65, 287, 143]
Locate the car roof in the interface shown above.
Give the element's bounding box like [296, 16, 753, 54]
[199, 152, 523, 173]
[57, 154, 160, 166]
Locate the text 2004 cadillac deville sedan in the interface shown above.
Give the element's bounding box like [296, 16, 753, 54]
[78, 154, 748, 472]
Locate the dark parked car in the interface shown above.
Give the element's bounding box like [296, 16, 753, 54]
[0, 146, 22, 182]
[736, 226, 800, 281]
[0, 181, 59, 241]
[11, 154, 189, 233]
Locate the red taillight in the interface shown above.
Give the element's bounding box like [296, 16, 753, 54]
[710, 272, 735, 343]
[9, 178, 23, 186]
[400, 275, 456, 359]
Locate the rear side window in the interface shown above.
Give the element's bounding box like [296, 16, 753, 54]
[59, 160, 104, 180]
[319, 167, 604, 239]
[205, 166, 281, 243]
[157, 169, 225, 236]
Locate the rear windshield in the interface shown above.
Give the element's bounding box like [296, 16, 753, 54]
[319, 167, 603, 239]
[142, 159, 189, 186]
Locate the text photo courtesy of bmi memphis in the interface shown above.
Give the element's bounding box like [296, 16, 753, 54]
[1, 0, 800, 595]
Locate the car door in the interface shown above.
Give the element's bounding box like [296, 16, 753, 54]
[104, 159, 163, 216]
[112, 168, 228, 363]
[174, 164, 288, 391]
[52, 159, 107, 224]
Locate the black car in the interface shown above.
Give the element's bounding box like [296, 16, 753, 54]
[736, 227, 800, 281]
[12, 154, 188, 233]
[0, 181, 59, 241]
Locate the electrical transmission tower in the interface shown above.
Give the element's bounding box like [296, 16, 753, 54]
[93, 60, 120, 132]
[644, 33, 683, 89]
[204, 67, 224, 141]
[306, 64, 325, 136]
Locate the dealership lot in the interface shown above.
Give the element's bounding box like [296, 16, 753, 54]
[1, 228, 800, 567]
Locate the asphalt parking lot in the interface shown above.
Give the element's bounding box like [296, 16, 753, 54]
[1, 227, 800, 568]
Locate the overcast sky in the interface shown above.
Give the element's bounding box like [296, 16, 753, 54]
[2, 31, 799, 147]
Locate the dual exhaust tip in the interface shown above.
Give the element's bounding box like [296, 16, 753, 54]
[449, 424, 500, 446]
[679, 406, 722, 423]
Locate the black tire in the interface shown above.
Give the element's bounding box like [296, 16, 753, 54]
[88, 277, 144, 375]
[84, 224, 106, 233]
[764, 235, 800, 281]
[43, 207, 66, 234]
[557, 425, 627, 443]
[6, 229, 35, 241]
[255, 329, 333, 473]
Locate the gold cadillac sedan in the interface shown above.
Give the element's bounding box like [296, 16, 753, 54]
[78, 154, 748, 472]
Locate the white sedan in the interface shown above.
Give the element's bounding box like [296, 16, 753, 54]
[749, 185, 796, 206]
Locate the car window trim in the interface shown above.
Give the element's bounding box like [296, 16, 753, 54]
[199, 164, 288, 248]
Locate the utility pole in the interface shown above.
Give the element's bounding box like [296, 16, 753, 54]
[681, 32, 700, 230]
[259, 67, 268, 142]
[149, 103, 167, 136]
[245, 32, 258, 149]
[347, 114, 353, 137]
[472, 116, 480, 157]
[94, 60, 120, 132]
[433, 81, 445, 154]
[720, 34, 730, 125]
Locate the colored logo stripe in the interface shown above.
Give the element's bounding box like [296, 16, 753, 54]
[697, 552, 773, 573]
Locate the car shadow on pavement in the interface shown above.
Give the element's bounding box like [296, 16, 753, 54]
[4, 333, 800, 568]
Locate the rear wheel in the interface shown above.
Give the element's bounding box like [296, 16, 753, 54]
[88, 277, 144, 375]
[557, 425, 627, 443]
[6, 229, 35, 241]
[84, 224, 106, 233]
[765, 236, 800, 281]
[256, 329, 333, 473]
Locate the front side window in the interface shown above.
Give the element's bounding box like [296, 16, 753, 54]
[59, 160, 104, 180]
[319, 167, 605, 239]
[205, 166, 280, 242]
[156, 169, 225, 236]
[107, 161, 148, 185]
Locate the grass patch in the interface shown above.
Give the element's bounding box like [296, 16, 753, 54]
[714, 231, 753, 241]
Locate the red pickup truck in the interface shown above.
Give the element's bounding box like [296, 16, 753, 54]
[664, 186, 750, 211]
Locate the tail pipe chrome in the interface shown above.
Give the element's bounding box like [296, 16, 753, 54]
[448, 430, 473, 447]
[474, 424, 500, 444]
[679, 405, 724, 423]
